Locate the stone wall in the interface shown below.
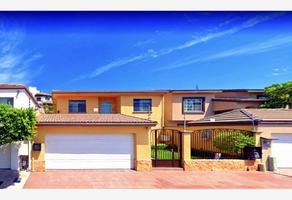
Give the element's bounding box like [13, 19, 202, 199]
[136, 160, 152, 172]
[183, 159, 258, 171]
[32, 160, 45, 172]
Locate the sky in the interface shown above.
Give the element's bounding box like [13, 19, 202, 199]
[0, 11, 292, 93]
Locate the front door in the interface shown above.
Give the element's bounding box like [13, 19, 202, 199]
[151, 129, 182, 167]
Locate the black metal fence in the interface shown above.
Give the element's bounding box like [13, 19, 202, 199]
[151, 129, 182, 167]
[191, 129, 255, 159]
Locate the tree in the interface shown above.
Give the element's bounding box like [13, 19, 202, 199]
[260, 81, 292, 109]
[43, 104, 54, 114]
[213, 130, 255, 155]
[0, 104, 37, 146]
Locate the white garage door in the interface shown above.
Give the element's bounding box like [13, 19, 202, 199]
[0, 144, 11, 169]
[271, 134, 292, 168]
[45, 134, 134, 169]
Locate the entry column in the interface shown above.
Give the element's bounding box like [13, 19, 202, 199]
[182, 130, 192, 171]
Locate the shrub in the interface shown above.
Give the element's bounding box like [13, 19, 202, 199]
[213, 130, 255, 155]
[0, 104, 37, 145]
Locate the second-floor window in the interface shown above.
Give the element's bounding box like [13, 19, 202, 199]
[133, 99, 152, 112]
[36, 97, 42, 102]
[69, 100, 86, 113]
[183, 97, 205, 113]
[0, 97, 14, 107]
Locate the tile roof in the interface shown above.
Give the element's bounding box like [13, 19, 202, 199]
[52, 89, 264, 94]
[0, 84, 40, 107]
[188, 108, 292, 125]
[37, 113, 157, 126]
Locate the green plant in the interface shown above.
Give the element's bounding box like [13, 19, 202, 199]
[0, 104, 37, 145]
[213, 131, 255, 154]
[260, 81, 292, 109]
[151, 143, 168, 149]
[43, 104, 54, 114]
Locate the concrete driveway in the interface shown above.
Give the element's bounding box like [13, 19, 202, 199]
[23, 169, 292, 189]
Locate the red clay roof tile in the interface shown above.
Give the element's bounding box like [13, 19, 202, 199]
[37, 113, 157, 126]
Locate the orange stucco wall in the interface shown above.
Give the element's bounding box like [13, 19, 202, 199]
[120, 95, 163, 128]
[55, 96, 99, 113]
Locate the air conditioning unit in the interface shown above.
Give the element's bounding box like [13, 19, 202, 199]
[93, 108, 99, 113]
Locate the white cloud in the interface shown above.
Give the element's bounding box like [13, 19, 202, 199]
[72, 12, 285, 81]
[157, 35, 292, 71]
[272, 66, 291, 76]
[0, 26, 42, 84]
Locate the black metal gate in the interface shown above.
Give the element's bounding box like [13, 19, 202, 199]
[151, 129, 182, 167]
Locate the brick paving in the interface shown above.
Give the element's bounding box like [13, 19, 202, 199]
[23, 169, 292, 189]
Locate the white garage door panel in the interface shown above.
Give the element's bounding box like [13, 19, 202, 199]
[45, 134, 134, 169]
[271, 134, 292, 168]
[0, 144, 11, 169]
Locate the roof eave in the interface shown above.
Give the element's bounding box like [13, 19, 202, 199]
[37, 122, 157, 126]
[186, 121, 257, 126]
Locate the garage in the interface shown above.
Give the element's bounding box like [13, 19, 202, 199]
[45, 134, 134, 169]
[0, 144, 11, 169]
[271, 134, 292, 168]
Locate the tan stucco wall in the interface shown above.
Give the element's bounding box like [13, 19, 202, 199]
[213, 101, 261, 112]
[32, 125, 152, 171]
[214, 91, 260, 98]
[256, 124, 292, 170]
[171, 94, 215, 122]
[120, 95, 163, 128]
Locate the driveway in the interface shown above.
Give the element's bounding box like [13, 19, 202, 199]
[23, 169, 292, 189]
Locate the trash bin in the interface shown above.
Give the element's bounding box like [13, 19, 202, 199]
[258, 163, 266, 172]
[268, 157, 277, 171]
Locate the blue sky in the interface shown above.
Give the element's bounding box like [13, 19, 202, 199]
[0, 11, 292, 93]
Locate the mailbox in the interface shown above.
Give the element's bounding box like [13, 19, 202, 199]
[243, 146, 262, 160]
[33, 143, 41, 151]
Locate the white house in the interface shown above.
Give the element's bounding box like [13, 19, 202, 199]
[0, 84, 39, 171]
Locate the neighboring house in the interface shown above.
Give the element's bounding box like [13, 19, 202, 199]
[29, 86, 53, 113]
[35, 92, 52, 106]
[32, 89, 272, 172]
[0, 84, 39, 171]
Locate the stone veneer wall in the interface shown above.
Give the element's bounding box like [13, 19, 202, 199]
[136, 160, 152, 171]
[32, 160, 45, 172]
[183, 159, 259, 171]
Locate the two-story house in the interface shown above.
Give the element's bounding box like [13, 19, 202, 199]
[32, 89, 267, 172]
[0, 84, 39, 171]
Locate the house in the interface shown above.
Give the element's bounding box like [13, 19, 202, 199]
[0, 84, 39, 171]
[187, 109, 292, 170]
[32, 89, 272, 172]
[28, 86, 53, 113]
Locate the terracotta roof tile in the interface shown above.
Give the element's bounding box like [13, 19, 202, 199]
[37, 113, 157, 126]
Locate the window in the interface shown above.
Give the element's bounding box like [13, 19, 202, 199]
[133, 99, 152, 112]
[69, 100, 86, 113]
[183, 97, 205, 113]
[100, 101, 112, 113]
[36, 97, 42, 101]
[45, 96, 50, 101]
[0, 97, 14, 107]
